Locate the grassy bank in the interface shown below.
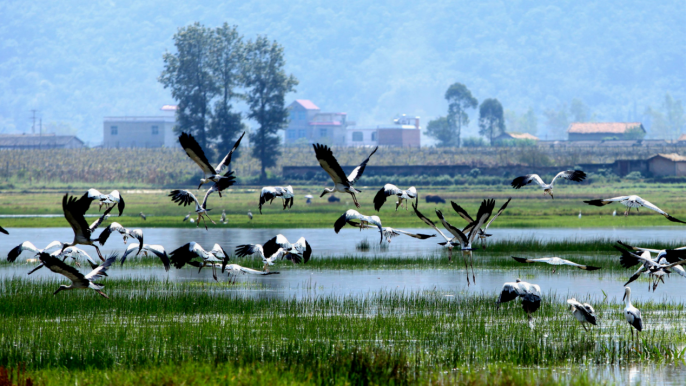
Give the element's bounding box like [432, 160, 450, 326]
[2, 182, 686, 229]
[0, 277, 681, 384]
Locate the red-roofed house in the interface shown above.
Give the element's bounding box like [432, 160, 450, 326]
[285, 100, 351, 145]
[567, 122, 645, 141]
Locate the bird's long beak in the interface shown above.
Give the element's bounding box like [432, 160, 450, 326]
[53, 287, 62, 296]
[320, 190, 327, 198]
[622, 292, 626, 302]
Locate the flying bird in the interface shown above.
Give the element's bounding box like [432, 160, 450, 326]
[617, 242, 686, 279]
[168, 189, 215, 230]
[224, 264, 280, 276]
[350, 223, 436, 243]
[451, 198, 511, 247]
[259, 186, 294, 214]
[313, 143, 378, 208]
[614, 242, 686, 291]
[262, 234, 313, 263]
[170, 242, 228, 281]
[334, 209, 383, 244]
[97, 222, 143, 251]
[373, 184, 417, 211]
[234, 244, 290, 272]
[120, 243, 170, 271]
[27, 247, 100, 275]
[584, 195, 686, 223]
[623, 286, 643, 341]
[60, 193, 114, 261]
[496, 279, 542, 321]
[510, 256, 601, 273]
[567, 298, 597, 331]
[39, 251, 117, 298]
[7, 240, 66, 262]
[179, 131, 245, 189]
[83, 189, 126, 216]
[511, 170, 586, 198]
[411, 203, 460, 261]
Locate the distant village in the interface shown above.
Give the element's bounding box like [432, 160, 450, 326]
[4, 100, 686, 178]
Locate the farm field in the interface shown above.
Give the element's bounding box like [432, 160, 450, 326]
[1, 182, 686, 229]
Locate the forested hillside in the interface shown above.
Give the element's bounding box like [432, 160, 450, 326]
[1, 0, 684, 144]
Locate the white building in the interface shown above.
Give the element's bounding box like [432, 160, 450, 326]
[346, 115, 421, 148]
[102, 106, 178, 148]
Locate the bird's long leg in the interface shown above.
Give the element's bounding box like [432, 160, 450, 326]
[351, 193, 360, 208]
[462, 252, 470, 286]
[96, 290, 109, 299]
[93, 245, 105, 261]
[198, 263, 204, 274]
[448, 247, 452, 263]
[469, 251, 476, 283]
[212, 265, 218, 282]
[582, 323, 588, 332]
[205, 213, 217, 225]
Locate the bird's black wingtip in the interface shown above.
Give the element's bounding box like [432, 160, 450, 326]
[511, 256, 529, 264]
[584, 266, 602, 271]
[666, 215, 686, 224]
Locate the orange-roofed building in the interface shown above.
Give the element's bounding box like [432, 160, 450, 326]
[567, 122, 645, 141]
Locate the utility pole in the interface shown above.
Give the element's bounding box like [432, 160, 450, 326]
[30, 110, 37, 134]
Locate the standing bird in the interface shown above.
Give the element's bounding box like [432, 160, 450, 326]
[120, 243, 170, 271]
[578, 211, 582, 219]
[221, 210, 227, 224]
[139, 212, 146, 221]
[623, 286, 643, 342]
[83, 189, 126, 216]
[451, 198, 511, 248]
[305, 195, 313, 204]
[247, 211, 253, 221]
[511, 170, 586, 198]
[584, 195, 686, 223]
[334, 209, 383, 244]
[259, 186, 294, 214]
[496, 279, 542, 321]
[183, 212, 191, 222]
[613, 210, 617, 217]
[567, 298, 597, 331]
[313, 143, 378, 208]
[170, 242, 228, 281]
[179, 131, 245, 189]
[373, 184, 417, 211]
[510, 256, 601, 273]
[60, 193, 114, 261]
[39, 251, 116, 298]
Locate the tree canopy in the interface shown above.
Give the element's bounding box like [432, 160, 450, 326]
[478, 98, 505, 144]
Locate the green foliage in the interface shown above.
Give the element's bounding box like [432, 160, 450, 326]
[645, 93, 685, 139]
[624, 125, 646, 140]
[498, 138, 537, 148]
[505, 108, 538, 135]
[478, 98, 505, 144]
[244, 36, 298, 180]
[544, 104, 570, 139]
[624, 171, 644, 180]
[445, 82, 478, 147]
[570, 98, 590, 122]
[462, 136, 488, 147]
[425, 116, 454, 147]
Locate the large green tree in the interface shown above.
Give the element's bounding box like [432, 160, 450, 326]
[244, 36, 298, 181]
[207, 23, 246, 159]
[478, 98, 505, 144]
[427, 83, 477, 147]
[159, 23, 217, 151]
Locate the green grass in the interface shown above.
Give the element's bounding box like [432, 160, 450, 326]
[3, 182, 686, 229]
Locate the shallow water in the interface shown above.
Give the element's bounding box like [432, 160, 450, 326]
[2, 226, 686, 260]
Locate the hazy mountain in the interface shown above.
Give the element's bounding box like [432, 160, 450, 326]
[1, 0, 684, 144]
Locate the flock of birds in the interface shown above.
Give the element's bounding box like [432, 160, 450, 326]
[3, 131, 686, 338]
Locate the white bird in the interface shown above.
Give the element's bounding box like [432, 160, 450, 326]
[435, 199, 496, 284]
[496, 279, 542, 321]
[190, 218, 195, 223]
[223, 263, 280, 276]
[373, 184, 417, 211]
[97, 222, 144, 255]
[84, 189, 126, 216]
[334, 209, 383, 244]
[411, 203, 460, 261]
[262, 234, 313, 263]
[259, 186, 294, 214]
[234, 244, 289, 272]
[247, 211, 253, 220]
[179, 131, 245, 189]
[623, 286, 643, 341]
[169, 190, 214, 229]
[615, 242, 686, 291]
[511, 256, 601, 273]
[613, 209, 617, 217]
[27, 246, 100, 275]
[39, 251, 116, 298]
[60, 193, 114, 261]
[451, 198, 511, 248]
[584, 195, 686, 223]
[7, 240, 66, 262]
[183, 212, 190, 222]
[567, 298, 597, 331]
[349, 221, 435, 243]
[221, 209, 227, 224]
[139, 212, 146, 220]
[618, 243, 686, 279]
[170, 242, 228, 281]
[578, 211, 582, 219]
[305, 194, 313, 204]
[313, 143, 378, 208]
[120, 243, 170, 271]
[511, 170, 586, 198]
